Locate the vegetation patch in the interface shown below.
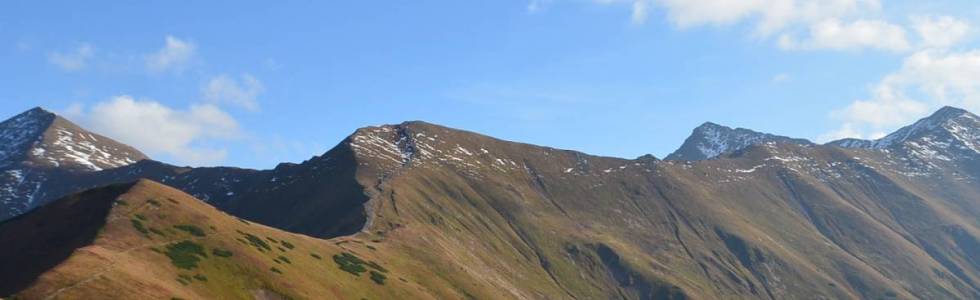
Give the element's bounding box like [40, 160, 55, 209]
[173, 224, 207, 237]
[193, 274, 208, 282]
[177, 274, 192, 285]
[131, 219, 149, 236]
[236, 217, 251, 225]
[333, 252, 369, 276]
[212, 248, 233, 257]
[369, 271, 387, 285]
[267, 237, 279, 244]
[167, 198, 180, 204]
[278, 255, 292, 264]
[366, 245, 377, 251]
[116, 200, 129, 206]
[281, 241, 295, 250]
[147, 199, 162, 207]
[239, 232, 272, 252]
[270, 267, 282, 274]
[310, 253, 322, 260]
[165, 240, 208, 270]
[134, 214, 147, 220]
[149, 227, 167, 237]
[366, 261, 388, 273]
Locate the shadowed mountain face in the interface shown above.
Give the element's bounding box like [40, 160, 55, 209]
[0, 108, 979, 299]
[666, 122, 814, 161]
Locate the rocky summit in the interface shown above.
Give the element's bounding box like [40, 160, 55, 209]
[0, 108, 146, 219]
[0, 107, 978, 299]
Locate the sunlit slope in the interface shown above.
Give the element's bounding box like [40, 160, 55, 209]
[0, 180, 462, 300]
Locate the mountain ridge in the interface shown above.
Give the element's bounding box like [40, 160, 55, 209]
[0, 106, 978, 299]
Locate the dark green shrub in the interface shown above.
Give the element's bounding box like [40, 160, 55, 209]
[134, 214, 147, 220]
[193, 274, 208, 282]
[131, 219, 149, 235]
[333, 252, 368, 276]
[270, 267, 282, 274]
[177, 274, 192, 285]
[369, 271, 387, 285]
[173, 225, 206, 237]
[310, 253, 322, 260]
[281, 241, 295, 249]
[149, 227, 166, 236]
[366, 261, 388, 273]
[165, 241, 207, 270]
[278, 256, 291, 264]
[212, 248, 233, 257]
[241, 232, 271, 251]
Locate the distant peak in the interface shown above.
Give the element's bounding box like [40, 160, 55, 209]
[667, 122, 812, 161]
[831, 105, 979, 150]
[10, 107, 55, 121]
[695, 122, 727, 130]
[929, 106, 971, 121]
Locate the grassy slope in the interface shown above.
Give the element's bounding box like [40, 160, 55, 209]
[349, 122, 980, 299]
[5, 180, 457, 300]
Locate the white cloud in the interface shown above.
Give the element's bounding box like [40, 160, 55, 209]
[527, 0, 551, 13]
[781, 18, 910, 51]
[771, 73, 791, 83]
[912, 15, 970, 50]
[631, 0, 651, 25]
[145, 35, 196, 73]
[655, 0, 881, 35]
[825, 50, 980, 140]
[575, 1, 974, 53]
[48, 44, 94, 71]
[66, 96, 241, 166]
[202, 74, 264, 111]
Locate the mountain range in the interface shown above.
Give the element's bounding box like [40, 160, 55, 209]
[0, 106, 978, 299]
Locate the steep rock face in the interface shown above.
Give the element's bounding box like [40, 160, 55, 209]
[0, 108, 147, 219]
[666, 122, 813, 161]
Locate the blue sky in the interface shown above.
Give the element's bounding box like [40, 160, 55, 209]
[2, 1, 980, 168]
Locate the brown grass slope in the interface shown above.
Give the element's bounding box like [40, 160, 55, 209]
[335, 121, 979, 299]
[0, 180, 466, 300]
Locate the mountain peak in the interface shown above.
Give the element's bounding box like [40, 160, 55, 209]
[666, 122, 813, 161]
[829, 106, 978, 152]
[933, 105, 969, 118]
[0, 107, 147, 172]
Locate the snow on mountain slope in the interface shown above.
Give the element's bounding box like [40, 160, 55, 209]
[0, 108, 52, 169]
[830, 106, 980, 151]
[0, 107, 147, 220]
[666, 122, 814, 161]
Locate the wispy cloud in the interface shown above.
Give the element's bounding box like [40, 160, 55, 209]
[202, 74, 264, 111]
[825, 48, 980, 140]
[48, 44, 95, 71]
[65, 96, 242, 166]
[145, 35, 196, 74]
[779, 19, 910, 52]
